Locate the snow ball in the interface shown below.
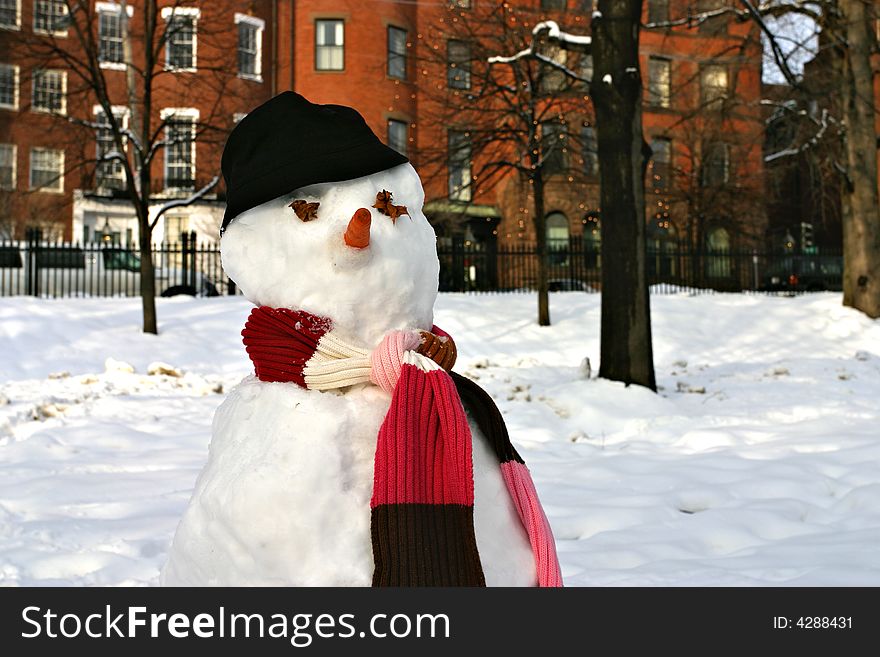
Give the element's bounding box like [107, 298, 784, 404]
[104, 358, 135, 374]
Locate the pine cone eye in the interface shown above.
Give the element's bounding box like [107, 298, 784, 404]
[289, 200, 320, 221]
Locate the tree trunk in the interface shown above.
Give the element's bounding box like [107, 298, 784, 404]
[533, 171, 551, 326]
[838, 0, 880, 318]
[592, 0, 656, 390]
[137, 0, 158, 334]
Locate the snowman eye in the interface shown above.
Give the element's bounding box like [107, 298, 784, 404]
[289, 199, 320, 222]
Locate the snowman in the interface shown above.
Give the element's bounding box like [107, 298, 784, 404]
[161, 92, 561, 587]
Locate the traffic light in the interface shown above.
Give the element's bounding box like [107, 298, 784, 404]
[800, 222, 814, 251]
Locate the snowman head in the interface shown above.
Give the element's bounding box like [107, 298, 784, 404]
[219, 93, 438, 346]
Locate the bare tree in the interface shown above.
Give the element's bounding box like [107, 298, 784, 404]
[415, 4, 592, 327]
[13, 1, 251, 333]
[662, 0, 880, 317]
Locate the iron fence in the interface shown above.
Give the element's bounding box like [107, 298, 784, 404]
[0, 234, 843, 298]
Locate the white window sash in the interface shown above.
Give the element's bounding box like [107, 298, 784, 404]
[31, 69, 67, 115]
[32, 0, 68, 37]
[160, 108, 198, 191]
[163, 8, 200, 72]
[235, 13, 263, 81]
[29, 147, 64, 192]
[0, 0, 21, 30]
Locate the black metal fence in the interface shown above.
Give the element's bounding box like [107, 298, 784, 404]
[0, 234, 843, 298]
[437, 240, 843, 295]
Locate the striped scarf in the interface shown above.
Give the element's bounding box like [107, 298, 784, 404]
[242, 306, 562, 587]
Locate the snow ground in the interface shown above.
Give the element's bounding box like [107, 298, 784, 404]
[1, 292, 879, 586]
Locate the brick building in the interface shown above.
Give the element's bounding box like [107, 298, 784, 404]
[1, 0, 766, 263]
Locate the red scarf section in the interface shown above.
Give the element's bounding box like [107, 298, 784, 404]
[242, 306, 562, 587]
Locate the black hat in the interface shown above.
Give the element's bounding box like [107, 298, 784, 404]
[220, 92, 409, 233]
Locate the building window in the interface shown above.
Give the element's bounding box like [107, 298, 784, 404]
[647, 0, 669, 23]
[0, 63, 18, 109]
[33, 0, 67, 36]
[541, 0, 567, 9]
[0, 0, 20, 30]
[29, 147, 64, 192]
[647, 57, 671, 108]
[95, 107, 128, 191]
[539, 43, 567, 93]
[236, 13, 264, 81]
[579, 53, 593, 84]
[650, 138, 671, 191]
[541, 121, 567, 176]
[387, 26, 407, 80]
[546, 212, 570, 265]
[696, 0, 728, 36]
[700, 64, 728, 105]
[162, 7, 199, 71]
[706, 226, 731, 277]
[0, 143, 15, 190]
[702, 142, 729, 187]
[388, 119, 408, 156]
[32, 69, 66, 114]
[315, 19, 344, 71]
[98, 4, 126, 67]
[448, 130, 471, 202]
[447, 40, 471, 89]
[582, 125, 598, 177]
[162, 109, 198, 191]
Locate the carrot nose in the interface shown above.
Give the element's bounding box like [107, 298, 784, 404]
[344, 208, 371, 248]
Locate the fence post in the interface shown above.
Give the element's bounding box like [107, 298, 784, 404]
[188, 230, 197, 290]
[25, 227, 40, 297]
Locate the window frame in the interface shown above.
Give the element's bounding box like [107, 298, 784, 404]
[541, 121, 568, 176]
[94, 105, 130, 192]
[315, 19, 345, 71]
[701, 142, 730, 187]
[33, 0, 68, 37]
[235, 13, 264, 82]
[29, 146, 65, 193]
[31, 68, 67, 115]
[160, 107, 199, 192]
[447, 130, 472, 202]
[650, 137, 672, 191]
[0, 143, 16, 190]
[647, 0, 669, 24]
[447, 39, 471, 90]
[582, 125, 598, 177]
[0, 62, 19, 110]
[97, 2, 132, 70]
[387, 25, 407, 80]
[647, 56, 671, 108]
[387, 118, 408, 156]
[161, 6, 200, 73]
[0, 0, 21, 31]
[700, 63, 729, 106]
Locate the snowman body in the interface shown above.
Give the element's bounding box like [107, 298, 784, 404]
[162, 164, 536, 586]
